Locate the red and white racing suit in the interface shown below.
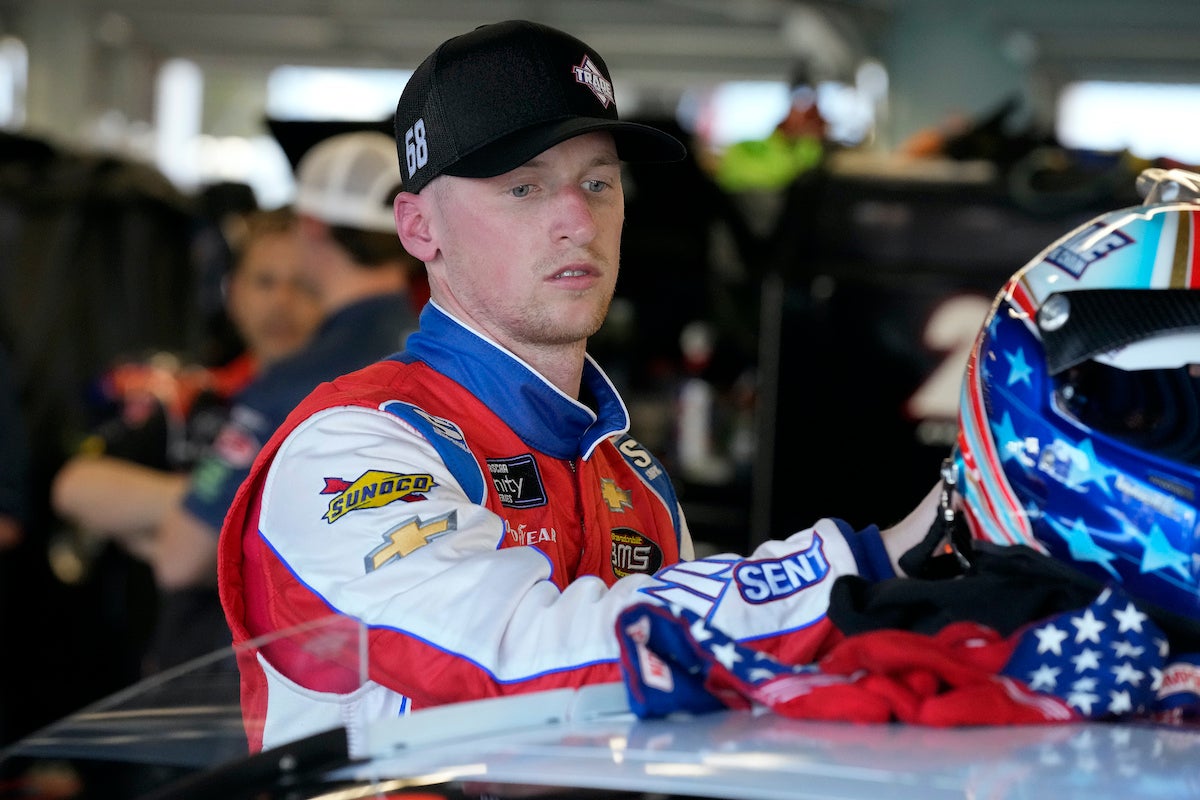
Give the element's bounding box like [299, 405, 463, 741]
[219, 303, 896, 752]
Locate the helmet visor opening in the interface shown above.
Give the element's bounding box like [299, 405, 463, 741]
[1056, 360, 1200, 467]
[1040, 289, 1200, 374]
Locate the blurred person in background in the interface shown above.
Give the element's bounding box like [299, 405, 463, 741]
[192, 181, 267, 367]
[712, 62, 830, 194]
[0, 344, 29, 746]
[151, 132, 424, 665]
[51, 207, 322, 670]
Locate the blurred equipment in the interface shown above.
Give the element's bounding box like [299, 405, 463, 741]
[0, 130, 203, 746]
[264, 117, 393, 172]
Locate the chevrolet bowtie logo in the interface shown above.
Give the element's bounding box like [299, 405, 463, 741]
[365, 512, 455, 572]
[601, 478, 633, 512]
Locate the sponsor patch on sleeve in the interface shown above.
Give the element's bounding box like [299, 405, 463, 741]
[321, 470, 436, 523]
[364, 511, 456, 572]
[732, 535, 830, 604]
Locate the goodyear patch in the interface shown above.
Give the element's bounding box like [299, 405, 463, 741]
[610, 527, 663, 578]
[506, 521, 558, 546]
[321, 470, 435, 523]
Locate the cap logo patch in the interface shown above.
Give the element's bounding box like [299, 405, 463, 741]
[572, 55, 614, 108]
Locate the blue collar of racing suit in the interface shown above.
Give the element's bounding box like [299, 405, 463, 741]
[396, 301, 631, 461]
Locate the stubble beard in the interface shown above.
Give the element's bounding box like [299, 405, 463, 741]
[516, 246, 618, 346]
[521, 289, 613, 347]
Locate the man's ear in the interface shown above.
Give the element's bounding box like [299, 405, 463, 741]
[394, 192, 437, 262]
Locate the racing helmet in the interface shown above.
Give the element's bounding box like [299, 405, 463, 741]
[952, 167, 1200, 621]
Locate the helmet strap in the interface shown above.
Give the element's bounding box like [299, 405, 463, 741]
[897, 457, 975, 579]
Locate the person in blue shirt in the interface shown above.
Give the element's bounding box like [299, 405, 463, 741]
[51, 207, 321, 565]
[149, 131, 424, 666]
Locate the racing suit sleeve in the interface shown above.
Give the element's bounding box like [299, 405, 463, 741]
[246, 402, 895, 708]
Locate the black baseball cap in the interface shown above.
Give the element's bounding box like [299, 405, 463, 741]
[394, 19, 687, 194]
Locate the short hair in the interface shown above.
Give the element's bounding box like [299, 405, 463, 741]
[328, 225, 420, 274]
[230, 207, 298, 273]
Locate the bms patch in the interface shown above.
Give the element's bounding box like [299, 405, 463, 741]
[611, 527, 664, 578]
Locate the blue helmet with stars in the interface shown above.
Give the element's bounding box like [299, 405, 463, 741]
[953, 167, 1200, 621]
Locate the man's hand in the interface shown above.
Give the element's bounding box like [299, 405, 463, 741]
[153, 504, 219, 589]
[880, 481, 943, 576]
[52, 455, 187, 549]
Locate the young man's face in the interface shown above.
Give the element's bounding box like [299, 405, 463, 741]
[227, 229, 323, 367]
[425, 132, 624, 355]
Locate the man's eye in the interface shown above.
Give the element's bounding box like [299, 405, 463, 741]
[583, 180, 607, 193]
[510, 184, 532, 198]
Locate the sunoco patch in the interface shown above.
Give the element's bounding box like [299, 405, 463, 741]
[321, 470, 435, 523]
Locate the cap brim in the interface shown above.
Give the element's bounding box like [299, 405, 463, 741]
[442, 117, 686, 180]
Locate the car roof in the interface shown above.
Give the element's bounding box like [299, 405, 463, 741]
[4, 655, 1198, 800]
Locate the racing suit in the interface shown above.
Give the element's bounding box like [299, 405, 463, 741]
[219, 302, 898, 752]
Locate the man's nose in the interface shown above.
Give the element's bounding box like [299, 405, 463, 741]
[553, 186, 598, 244]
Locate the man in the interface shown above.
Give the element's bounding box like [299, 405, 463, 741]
[219, 20, 933, 752]
[152, 131, 423, 654]
[52, 208, 321, 563]
[51, 208, 322, 670]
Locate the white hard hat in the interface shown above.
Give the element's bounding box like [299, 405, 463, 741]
[293, 131, 402, 233]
